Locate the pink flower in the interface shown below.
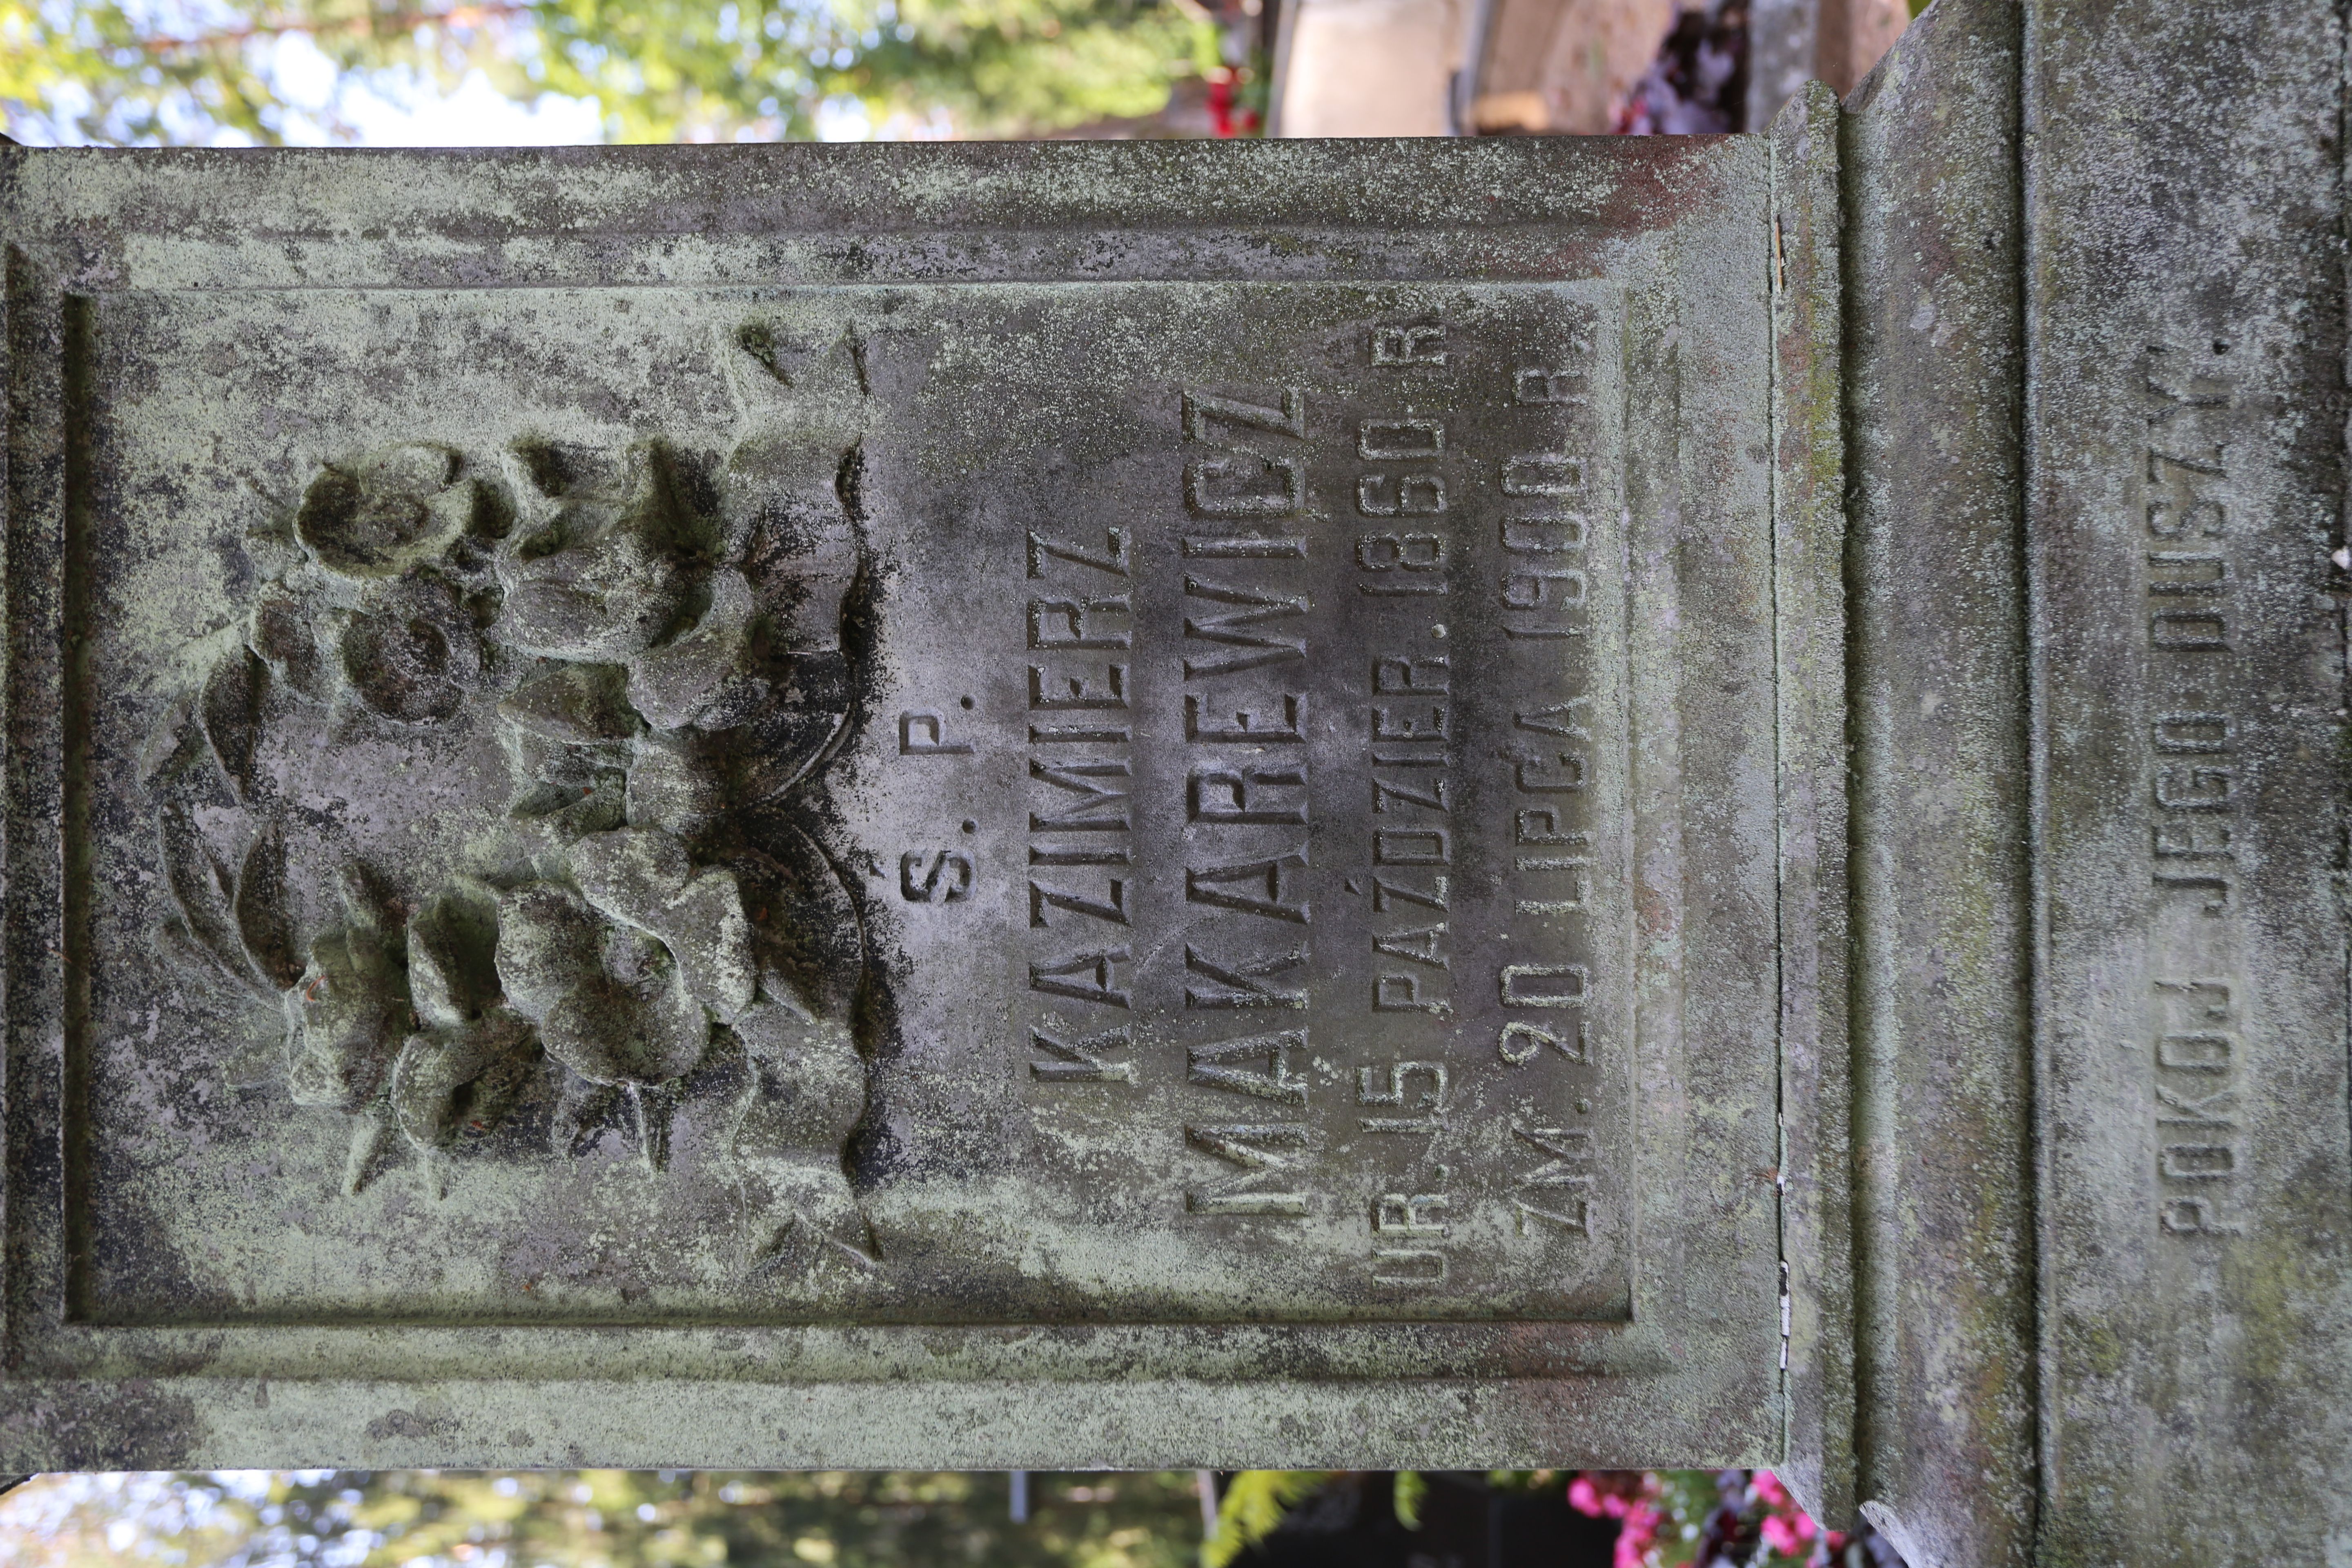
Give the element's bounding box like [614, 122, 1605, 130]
[1569, 1477, 1632, 1519]
[1612, 1502, 1664, 1568]
[1751, 1470, 1819, 1558]
[1763, 1513, 1815, 1556]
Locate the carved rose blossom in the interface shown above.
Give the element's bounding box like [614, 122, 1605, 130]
[295, 442, 475, 579]
[337, 571, 481, 724]
[492, 443, 697, 665]
[237, 443, 496, 728]
[495, 881, 710, 1087]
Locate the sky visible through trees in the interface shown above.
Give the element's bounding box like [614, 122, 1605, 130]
[0, 0, 1232, 144]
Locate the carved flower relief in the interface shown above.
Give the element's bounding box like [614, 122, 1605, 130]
[495, 661, 636, 843]
[247, 443, 498, 728]
[492, 443, 701, 667]
[336, 572, 483, 724]
[717, 840, 877, 1271]
[282, 873, 408, 1113]
[295, 442, 477, 579]
[497, 828, 753, 1087]
[488, 823, 869, 1257]
[469, 396, 876, 1261]
[146, 324, 880, 1271]
[391, 880, 537, 1158]
[489, 432, 861, 840]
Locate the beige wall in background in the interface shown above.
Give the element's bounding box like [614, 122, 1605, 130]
[1821, 0, 1909, 93]
[1273, 0, 1912, 140]
[1272, 0, 1468, 136]
[1473, 0, 1675, 134]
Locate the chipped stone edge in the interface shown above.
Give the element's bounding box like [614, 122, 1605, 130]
[1770, 76, 1854, 1533]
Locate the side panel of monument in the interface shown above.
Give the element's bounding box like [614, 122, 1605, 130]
[1840, 4, 2039, 1565]
[2022, 0, 2352, 1561]
[0, 143, 1816, 1470]
[1835, 0, 2352, 1559]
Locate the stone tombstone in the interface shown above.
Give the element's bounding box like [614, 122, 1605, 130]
[1, 1, 2348, 1562]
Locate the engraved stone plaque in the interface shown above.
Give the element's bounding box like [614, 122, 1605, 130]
[84, 281, 1631, 1324]
[3, 133, 1803, 1477]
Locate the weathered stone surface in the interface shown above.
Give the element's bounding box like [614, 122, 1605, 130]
[1769, 77, 1853, 1539]
[1842, 4, 2038, 1564]
[83, 278, 1658, 1322]
[2, 137, 1790, 1472]
[4, 6, 2351, 1557]
[2023, 0, 2352, 1560]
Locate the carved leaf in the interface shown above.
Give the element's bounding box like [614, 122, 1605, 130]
[249, 583, 334, 705]
[153, 912, 254, 1002]
[550, 1076, 626, 1160]
[739, 505, 860, 656]
[624, 1080, 679, 1172]
[750, 1174, 878, 1276]
[497, 662, 638, 745]
[624, 732, 728, 838]
[233, 823, 303, 991]
[154, 912, 297, 1086]
[138, 697, 214, 795]
[711, 651, 854, 806]
[341, 1107, 399, 1197]
[541, 970, 707, 1089]
[516, 768, 630, 844]
[336, 862, 398, 938]
[285, 920, 406, 1112]
[405, 878, 503, 1032]
[156, 802, 265, 996]
[339, 572, 478, 725]
[627, 569, 760, 730]
[739, 827, 865, 1025]
[200, 648, 269, 804]
[734, 1002, 866, 1160]
[719, 321, 871, 473]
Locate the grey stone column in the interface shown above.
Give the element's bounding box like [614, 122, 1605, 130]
[1751, 0, 1829, 131]
[2020, 0, 2352, 1560]
[1841, 3, 2038, 1564]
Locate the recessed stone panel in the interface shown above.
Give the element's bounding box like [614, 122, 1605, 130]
[77, 282, 1634, 1325]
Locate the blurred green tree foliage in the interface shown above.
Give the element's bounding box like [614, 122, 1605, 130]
[0, 0, 1207, 143]
[0, 1467, 1213, 1567]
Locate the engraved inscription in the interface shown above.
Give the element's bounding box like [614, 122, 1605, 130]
[1025, 521, 1139, 1105]
[2141, 343, 2254, 1237]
